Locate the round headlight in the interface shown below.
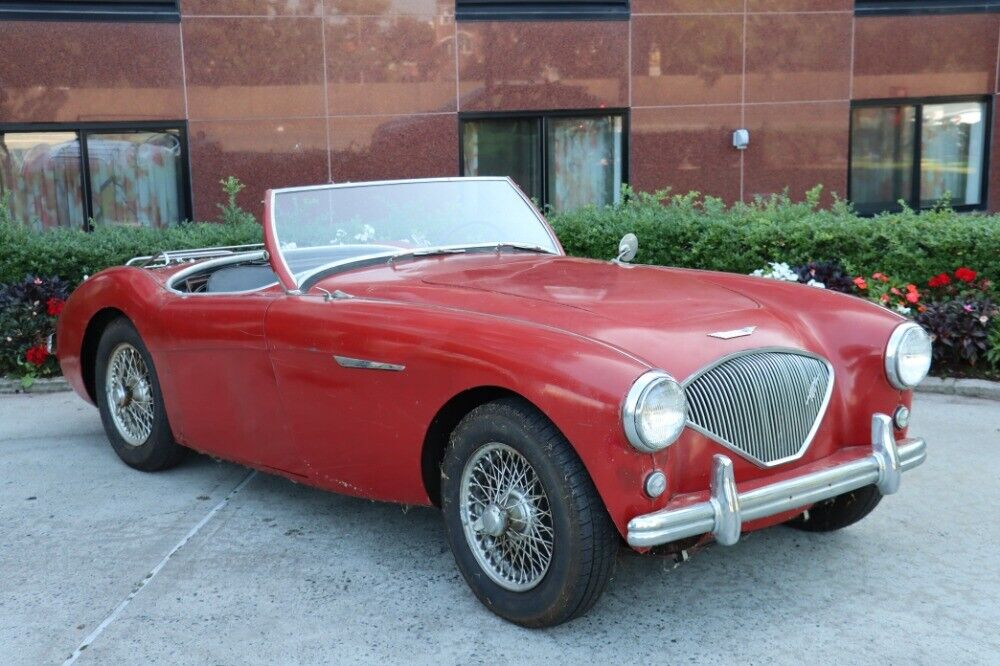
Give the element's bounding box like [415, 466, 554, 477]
[885, 322, 932, 389]
[623, 371, 688, 453]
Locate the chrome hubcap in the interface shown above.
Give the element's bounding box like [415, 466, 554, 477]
[104, 343, 154, 446]
[459, 442, 554, 591]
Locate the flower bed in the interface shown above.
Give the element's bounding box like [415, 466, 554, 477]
[748, 260, 999, 377]
[0, 275, 69, 388]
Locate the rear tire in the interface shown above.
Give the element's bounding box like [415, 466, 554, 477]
[95, 318, 185, 471]
[440, 398, 618, 627]
[786, 485, 882, 532]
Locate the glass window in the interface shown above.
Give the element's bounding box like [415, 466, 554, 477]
[0, 124, 188, 230]
[850, 106, 915, 213]
[463, 118, 542, 202]
[462, 111, 626, 213]
[920, 102, 986, 208]
[0, 131, 85, 230]
[87, 130, 184, 228]
[546, 115, 623, 212]
[849, 99, 988, 213]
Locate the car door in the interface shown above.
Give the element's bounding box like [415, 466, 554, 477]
[159, 290, 287, 469]
[263, 293, 432, 504]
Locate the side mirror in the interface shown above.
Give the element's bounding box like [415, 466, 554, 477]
[616, 233, 638, 263]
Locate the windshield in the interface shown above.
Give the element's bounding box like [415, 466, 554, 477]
[267, 177, 560, 287]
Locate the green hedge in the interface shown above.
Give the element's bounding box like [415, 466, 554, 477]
[3, 185, 1000, 292]
[549, 187, 1000, 287]
[0, 217, 262, 286]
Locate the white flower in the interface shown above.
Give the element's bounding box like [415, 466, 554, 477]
[894, 305, 912, 315]
[806, 279, 826, 289]
[750, 262, 799, 282]
[353, 224, 376, 242]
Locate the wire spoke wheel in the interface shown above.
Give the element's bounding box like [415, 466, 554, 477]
[104, 342, 154, 446]
[460, 442, 554, 591]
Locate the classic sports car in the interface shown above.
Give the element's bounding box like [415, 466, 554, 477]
[56, 177, 929, 627]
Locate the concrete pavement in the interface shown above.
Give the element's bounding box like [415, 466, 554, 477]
[1, 392, 998, 665]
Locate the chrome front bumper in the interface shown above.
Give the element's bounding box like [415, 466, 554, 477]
[627, 414, 927, 548]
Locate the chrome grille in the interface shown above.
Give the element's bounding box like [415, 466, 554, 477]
[684, 350, 833, 467]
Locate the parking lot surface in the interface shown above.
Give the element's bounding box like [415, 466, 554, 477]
[1, 391, 997, 665]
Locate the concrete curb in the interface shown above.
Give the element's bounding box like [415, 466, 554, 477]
[915, 376, 1000, 401]
[0, 377, 71, 395]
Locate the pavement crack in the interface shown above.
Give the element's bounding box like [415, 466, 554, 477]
[63, 469, 257, 665]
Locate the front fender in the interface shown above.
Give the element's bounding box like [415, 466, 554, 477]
[264, 294, 659, 537]
[56, 267, 170, 405]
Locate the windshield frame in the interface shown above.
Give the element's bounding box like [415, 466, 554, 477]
[263, 176, 564, 292]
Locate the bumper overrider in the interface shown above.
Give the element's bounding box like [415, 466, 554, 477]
[627, 413, 927, 548]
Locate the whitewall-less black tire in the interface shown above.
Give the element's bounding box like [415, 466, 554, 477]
[94, 318, 186, 471]
[440, 398, 618, 627]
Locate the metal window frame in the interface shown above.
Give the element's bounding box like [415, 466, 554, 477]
[855, 0, 1000, 16]
[458, 108, 630, 212]
[0, 120, 193, 230]
[848, 95, 992, 215]
[0, 1, 180, 22]
[456, 0, 630, 21]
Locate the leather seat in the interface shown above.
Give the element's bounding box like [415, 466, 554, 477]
[205, 265, 278, 293]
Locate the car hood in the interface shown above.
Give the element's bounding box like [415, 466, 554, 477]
[324, 253, 900, 379]
[420, 256, 761, 327]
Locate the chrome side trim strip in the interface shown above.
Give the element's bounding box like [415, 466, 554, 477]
[626, 413, 926, 548]
[334, 355, 405, 372]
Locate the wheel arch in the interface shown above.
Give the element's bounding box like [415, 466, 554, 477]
[421, 385, 544, 507]
[80, 307, 129, 403]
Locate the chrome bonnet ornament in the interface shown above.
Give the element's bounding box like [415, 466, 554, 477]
[707, 326, 757, 340]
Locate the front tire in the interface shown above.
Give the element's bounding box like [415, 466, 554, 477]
[440, 398, 618, 627]
[786, 485, 882, 532]
[95, 318, 185, 471]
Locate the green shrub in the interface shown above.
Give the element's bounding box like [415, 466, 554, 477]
[217, 176, 256, 226]
[0, 178, 262, 287]
[549, 186, 1000, 289]
[0, 219, 262, 287]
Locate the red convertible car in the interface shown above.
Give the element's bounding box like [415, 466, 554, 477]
[56, 177, 929, 627]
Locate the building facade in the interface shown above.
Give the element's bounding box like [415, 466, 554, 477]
[1, 0, 998, 228]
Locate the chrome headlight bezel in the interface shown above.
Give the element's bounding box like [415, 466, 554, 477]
[623, 370, 688, 453]
[885, 321, 932, 390]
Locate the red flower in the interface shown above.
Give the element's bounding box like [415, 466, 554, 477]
[872, 272, 890, 283]
[928, 273, 951, 288]
[905, 284, 920, 304]
[853, 276, 868, 290]
[955, 267, 978, 283]
[25, 344, 48, 367]
[880, 294, 890, 304]
[890, 287, 902, 296]
[46, 298, 65, 317]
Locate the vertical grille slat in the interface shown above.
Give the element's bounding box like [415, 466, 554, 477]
[684, 350, 833, 466]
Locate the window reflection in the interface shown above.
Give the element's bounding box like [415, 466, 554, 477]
[463, 118, 542, 202]
[87, 131, 183, 228]
[0, 132, 85, 230]
[462, 112, 625, 212]
[849, 98, 987, 213]
[920, 102, 986, 207]
[850, 106, 914, 213]
[0, 126, 187, 229]
[546, 115, 622, 212]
